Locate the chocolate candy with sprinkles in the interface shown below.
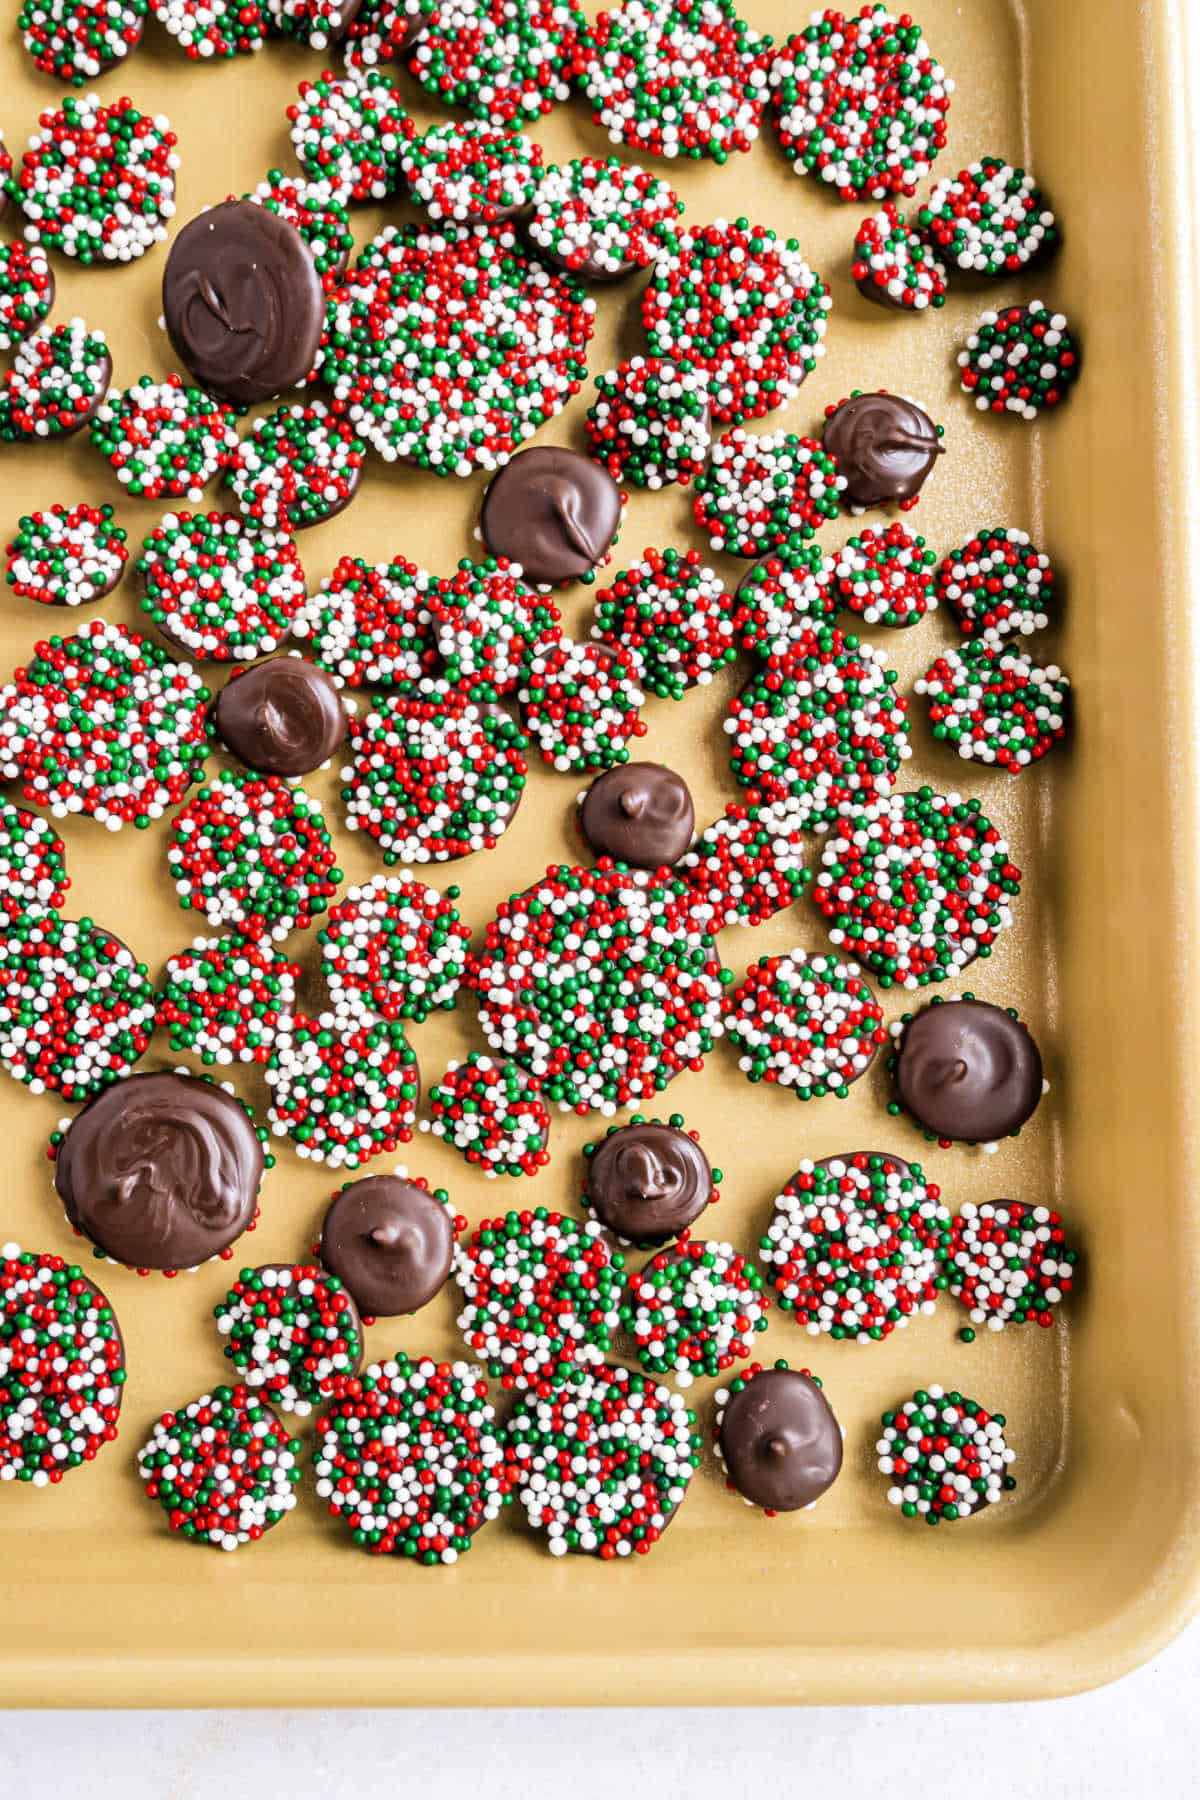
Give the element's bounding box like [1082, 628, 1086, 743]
[877, 1385, 1016, 1523]
[287, 69, 413, 199]
[890, 995, 1045, 1146]
[271, 0, 367, 50]
[578, 763, 695, 870]
[732, 547, 838, 657]
[400, 120, 544, 224]
[724, 951, 886, 1102]
[0, 241, 53, 353]
[526, 156, 682, 277]
[226, 401, 364, 535]
[586, 357, 712, 490]
[958, 302, 1081, 419]
[138, 1387, 300, 1552]
[290, 553, 436, 690]
[591, 549, 736, 702]
[919, 157, 1058, 276]
[4, 320, 112, 441]
[822, 391, 944, 510]
[0, 798, 69, 920]
[853, 200, 947, 312]
[582, 1114, 717, 1245]
[215, 1264, 363, 1415]
[825, 523, 937, 629]
[715, 1361, 843, 1514]
[169, 770, 340, 939]
[138, 511, 307, 663]
[157, 935, 300, 1065]
[518, 639, 646, 773]
[506, 1362, 699, 1557]
[916, 643, 1071, 772]
[9, 93, 177, 264]
[0, 1247, 124, 1487]
[948, 1201, 1076, 1338]
[152, 0, 271, 58]
[423, 1053, 551, 1178]
[320, 1172, 456, 1317]
[937, 527, 1056, 643]
[245, 171, 354, 290]
[313, 1355, 510, 1560]
[479, 446, 623, 589]
[427, 557, 562, 702]
[344, 0, 435, 67]
[265, 1013, 420, 1168]
[318, 872, 470, 1026]
[677, 799, 810, 932]
[214, 656, 348, 777]
[89, 377, 242, 505]
[6, 503, 127, 609]
[407, 0, 584, 128]
[693, 428, 845, 556]
[18, 2, 148, 85]
[621, 1238, 769, 1386]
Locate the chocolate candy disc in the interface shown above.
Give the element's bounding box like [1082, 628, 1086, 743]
[479, 446, 623, 588]
[214, 655, 348, 776]
[583, 1117, 715, 1244]
[891, 996, 1044, 1144]
[716, 1364, 843, 1512]
[579, 763, 695, 869]
[822, 391, 944, 509]
[320, 1172, 455, 1317]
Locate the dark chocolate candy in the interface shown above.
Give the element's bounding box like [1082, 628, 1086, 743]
[718, 1366, 843, 1512]
[479, 446, 622, 587]
[892, 997, 1044, 1143]
[320, 1173, 454, 1318]
[579, 762, 694, 869]
[162, 199, 325, 406]
[584, 1121, 712, 1245]
[55, 1071, 263, 1271]
[215, 656, 348, 776]
[823, 391, 944, 508]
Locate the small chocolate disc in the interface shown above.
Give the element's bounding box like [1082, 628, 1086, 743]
[718, 1366, 843, 1512]
[54, 1071, 263, 1271]
[579, 762, 694, 869]
[215, 656, 348, 776]
[162, 199, 325, 406]
[320, 1173, 454, 1318]
[823, 392, 944, 508]
[584, 1121, 712, 1245]
[892, 998, 1044, 1143]
[480, 446, 622, 587]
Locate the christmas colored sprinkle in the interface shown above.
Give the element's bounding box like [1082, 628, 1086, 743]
[137, 1386, 301, 1551]
[642, 219, 830, 424]
[693, 427, 845, 556]
[936, 527, 1056, 642]
[8, 93, 177, 264]
[916, 644, 1071, 772]
[676, 798, 810, 932]
[575, 0, 772, 164]
[0, 798, 69, 921]
[408, 0, 585, 128]
[506, 1361, 699, 1556]
[724, 625, 910, 822]
[825, 523, 937, 628]
[157, 935, 300, 1065]
[215, 1263, 362, 1414]
[0, 911, 154, 1099]
[89, 376, 242, 504]
[731, 545, 838, 657]
[265, 1013, 419, 1168]
[246, 170, 355, 286]
[852, 199, 947, 310]
[427, 557, 562, 702]
[0, 618, 211, 828]
[272, 0, 367, 50]
[169, 772, 340, 940]
[319, 873, 469, 1026]
[877, 1385, 1015, 1522]
[400, 119, 545, 224]
[527, 156, 682, 273]
[761, 1151, 951, 1341]
[621, 1239, 768, 1386]
[341, 682, 529, 863]
[313, 1355, 510, 1560]
[518, 638, 646, 773]
[0, 240, 54, 353]
[467, 861, 728, 1112]
[768, 6, 953, 201]
[152, 0, 270, 58]
[453, 1208, 624, 1389]
[591, 547, 737, 701]
[287, 69, 413, 200]
[812, 787, 1022, 987]
[18, 1, 148, 86]
[6, 502, 127, 609]
[424, 1053, 551, 1178]
[137, 512, 307, 662]
[0, 1246, 124, 1485]
[226, 402, 364, 535]
[290, 552, 437, 689]
[319, 221, 595, 474]
[586, 356, 712, 490]
[344, 0, 437, 69]
[958, 302, 1080, 419]
[948, 1201, 1077, 1337]
[579, 1110, 720, 1241]
[4, 319, 111, 440]
[919, 156, 1057, 275]
[725, 950, 885, 1100]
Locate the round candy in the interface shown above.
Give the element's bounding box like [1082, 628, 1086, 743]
[10, 93, 177, 264]
[877, 1385, 1016, 1523]
[137, 1387, 300, 1552]
[852, 200, 947, 311]
[919, 157, 1058, 276]
[320, 222, 594, 475]
[958, 302, 1080, 419]
[890, 994, 1044, 1146]
[693, 428, 845, 556]
[579, 762, 695, 869]
[916, 643, 1070, 772]
[760, 1151, 951, 1341]
[341, 684, 528, 863]
[581, 1114, 716, 1245]
[400, 120, 544, 224]
[226, 402, 364, 535]
[320, 1172, 456, 1317]
[478, 446, 622, 588]
[265, 1013, 420, 1168]
[427, 557, 562, 702]
[527, 156, 682, 277]
[407, 0, 584, 127]
[586, 356, 712, 490]
[138, 512, 307, 663]
[0, 618, 211, 828]
[0, 133, 10, 216]
[643, 220, 830, 424]
[620, 1238, 769, 1385]
[715, 1362, 842, 1513]
[822, 391, 944, 509]
[5, 503, 127, 609]
[676, 799, 809, 932]
[0, 240, 54, 352]
[89, 377, 242, 505]
[0, 1247, 124, 1486]
[214, 655, 348, 776]
[318, 872, 470, 1026]
[948, 1201, 1076, 1336]
[731, 547, 837, 658]
[724, 951, 885, 1101]
[271, 0, 365, 49]
[287, 69, 413, 199]
[53, 1069, 265, 1269]
[0, 798, 69, 920]
[813, 789, 1021, 987]
[518, 639, 646, 773]
[506, 1362, 699, 1557]
[768, 6, 953, 201]
[4, 320, 112, 440]
[169, 771, 340, 939]
[936, 527, 1056, 643]
[313, 1355, 509, 1560]
[289, 553, 436, 690]
[344, 0, 435, 66]
[152, 0, 271, 57]
[575, 0, 771, 163]
[18, 1, 148, 85]
[423, 1053, 551, 1178]
[591, 549, 736, 702]
[157, 935, 300, 1065]
[214, 1264, 362, 1414]
[245, 171, 355, 288]
[825, 523, 936, 629]
[724, 626, 910, 822]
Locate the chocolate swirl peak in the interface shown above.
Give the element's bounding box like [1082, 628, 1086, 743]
[584, 1120, 713, 1245]
[480, 446, 623, 586]
[823, 391, 944, 508]
[892, 997, 1044, 1143]
[215, 657, 348, 776]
